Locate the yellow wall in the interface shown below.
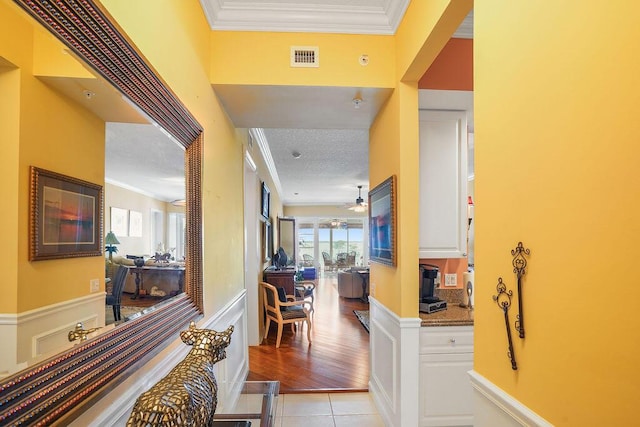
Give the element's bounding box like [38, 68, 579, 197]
[0, 64, 20, 314]
[210, 31, 395, 87]
[396, 0, 472, 82]
[100, 0, 246, 315]
[105, 183, 174, 258]
[1, 1, 106, 313]
[367, 0, 471, 317]
[475, 2, 640, 425]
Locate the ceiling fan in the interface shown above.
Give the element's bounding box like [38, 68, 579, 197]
[347, 185, 368, 212]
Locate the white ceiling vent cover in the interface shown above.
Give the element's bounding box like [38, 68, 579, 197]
[291, 46, 319, 68]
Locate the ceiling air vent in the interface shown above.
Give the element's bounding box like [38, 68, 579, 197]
[290, 46, 319, 68]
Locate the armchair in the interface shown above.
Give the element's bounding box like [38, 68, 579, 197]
[302, 254, 314, 267]
[336, 252, 348, 269]
[260, 281, 313, 348]
[322, 251, 336, 272]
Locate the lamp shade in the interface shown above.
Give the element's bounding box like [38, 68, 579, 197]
[105, 231, 120, 245]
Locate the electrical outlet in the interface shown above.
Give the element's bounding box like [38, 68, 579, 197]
[90, 279, 100, 293]
[435, 272, 441, 286]
[370, 282, 376, 296]
[444, 273, 457, 287]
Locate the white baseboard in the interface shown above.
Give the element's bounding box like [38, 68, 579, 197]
[469, 370, 553, 427]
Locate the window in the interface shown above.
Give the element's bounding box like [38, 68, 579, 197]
[319, 218, 365, 269]
[298, 222, 315, 266]
[168, 212, 186, 260]
[150, 209, 164, 254]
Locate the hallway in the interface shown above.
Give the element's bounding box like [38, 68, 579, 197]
[248, 273, 370, 392]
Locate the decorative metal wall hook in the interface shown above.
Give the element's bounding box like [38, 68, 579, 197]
[511, 242, 531, 339]
[493, 278, 518, 370]
[68, 322, 101, 342]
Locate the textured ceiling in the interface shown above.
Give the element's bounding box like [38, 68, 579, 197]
[264, 128, 370, 205]
[105, 123, 185, 202]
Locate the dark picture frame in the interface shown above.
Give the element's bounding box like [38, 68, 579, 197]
[261, 181, 270, 219]
[29, 166, 103, 261]
[369, 175, 396, 266]
[262, 218, 272, 262]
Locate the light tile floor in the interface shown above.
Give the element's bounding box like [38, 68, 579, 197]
[275, 392, 384, 427]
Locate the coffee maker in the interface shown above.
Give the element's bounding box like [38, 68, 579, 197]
[419, 264, 447, 313]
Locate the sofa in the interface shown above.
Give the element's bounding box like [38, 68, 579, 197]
[337, 268, 369, 299]
[108, 255, 185, 296]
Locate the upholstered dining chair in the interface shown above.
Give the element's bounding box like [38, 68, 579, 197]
[106, 265, 128, 321]
[260, 281, 313, 348]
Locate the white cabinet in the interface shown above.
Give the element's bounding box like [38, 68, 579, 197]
[419, 325, 474, 427]
[419, 110, 468, 258]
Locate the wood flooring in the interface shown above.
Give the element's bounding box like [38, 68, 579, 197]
[247, 273, 370, 393]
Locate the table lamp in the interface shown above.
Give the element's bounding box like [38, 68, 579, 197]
[105, 231, 120, 262]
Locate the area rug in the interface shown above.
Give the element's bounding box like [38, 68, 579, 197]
[121, 306, 147, 319]
[106, 306, 146, 324]
[354, 310, 370, 333]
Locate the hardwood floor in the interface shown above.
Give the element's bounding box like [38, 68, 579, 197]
[247, 273, 370, 393]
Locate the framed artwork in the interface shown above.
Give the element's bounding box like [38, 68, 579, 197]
[29, 166, 103, 261]
[110, 207, 128, 237]
[261, 181, 270, 219]
[129, 210, 142, 237]
[368, 175, 397, 266]
[262, 218, 272, 262]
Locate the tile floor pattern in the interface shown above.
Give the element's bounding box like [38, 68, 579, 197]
[275, 392, 384, 427]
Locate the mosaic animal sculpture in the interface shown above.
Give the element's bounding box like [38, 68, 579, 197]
[126, 322, 234, 426]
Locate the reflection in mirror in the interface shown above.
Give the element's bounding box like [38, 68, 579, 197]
[278, 217, 296, 265]
[0, 0, 203, 423]
[104, 122, 186, 325]
[27, 69, 187, 330]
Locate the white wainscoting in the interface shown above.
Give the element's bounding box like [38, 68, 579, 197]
[368, 296, 422, 427]
[0, 292, 105, 377]
[68, 289, 249, 426]
[469, 370, 553, 427]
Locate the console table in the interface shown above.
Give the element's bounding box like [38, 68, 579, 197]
[263, 268, 296, 295]
[129, 265, 185, 299]
[213, 381, 279, 426]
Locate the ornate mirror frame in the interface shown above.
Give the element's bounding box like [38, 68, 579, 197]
[0, 0, 204, 424]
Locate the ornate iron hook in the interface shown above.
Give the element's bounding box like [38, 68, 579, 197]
[511, 242, 531, 339]
[493, 278, 518, 370]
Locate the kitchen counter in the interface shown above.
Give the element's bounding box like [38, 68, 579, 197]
[420, 304, 474, 327]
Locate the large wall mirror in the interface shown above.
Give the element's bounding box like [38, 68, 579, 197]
[0, 0, 203, 423]
[278, 217, 296, 265]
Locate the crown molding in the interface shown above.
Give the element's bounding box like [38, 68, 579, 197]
[199, 0, 411, 34]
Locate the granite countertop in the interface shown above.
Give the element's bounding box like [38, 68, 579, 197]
[420, 305, 474, 327]
[420, 288, 474, 326]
